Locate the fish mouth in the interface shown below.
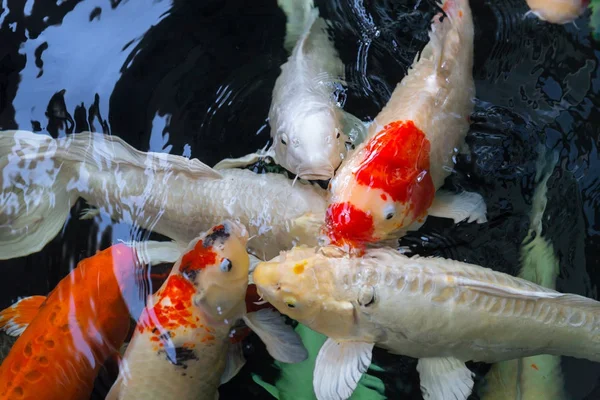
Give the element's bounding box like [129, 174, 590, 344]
[296, 165, 335, 181]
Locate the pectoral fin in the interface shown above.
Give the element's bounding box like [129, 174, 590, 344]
[416, 357, 474, 400]
[428, 190, 487, 224]
[220, 342, 246, 385]
[125, 240, 185, 266]
[313, 339, 374, 400]
[243, 308, 308, 363]
[0, 295, 46, 336]
[213, 152, 263, 170]
[340, 109, 369, 150]
[213, 147, 276, 170]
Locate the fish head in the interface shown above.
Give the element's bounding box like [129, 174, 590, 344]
[324, 176, 433, 246]
[253, 246, 356, 337]
[179, 220, 250, 322]
[526, 0, 588, 24]
[275, 108, 348, 180]
[324, 120, 435, 246]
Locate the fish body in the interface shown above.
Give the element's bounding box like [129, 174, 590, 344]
[0, 130, 327, 261]
[254, 245, 600, 399]
[0, 244, 141, 400]
[526, 0, 589, 24]
[268, 1, 354, 180]
[107, 221, 251, 399]
[325, 0, 477, 245]
[255, 246, 600, 362]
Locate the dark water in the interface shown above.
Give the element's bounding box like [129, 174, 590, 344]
[0, 0, 599, 398]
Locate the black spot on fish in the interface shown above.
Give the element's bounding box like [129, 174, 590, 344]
[203, 225, 230, 248]
[158, 331, 172, 341]
[159, 342, 199, 369]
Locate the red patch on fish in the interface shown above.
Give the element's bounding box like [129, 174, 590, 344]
[138, 275, 198, 334]
[531, 363, 539, 371]
[355, 120, 434, 207]
[325, 202, 375, 245]
[180, 240, 218, 277]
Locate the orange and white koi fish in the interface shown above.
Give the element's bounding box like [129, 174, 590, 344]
[0, 130, 326, 262]
[525, 0, 589, 24]
[107, 221, 307, 400]
[0, 244, 145, 400]
[324, 0, 486, 248]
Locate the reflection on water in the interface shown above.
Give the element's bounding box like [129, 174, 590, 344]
[0, 0, 599, 399]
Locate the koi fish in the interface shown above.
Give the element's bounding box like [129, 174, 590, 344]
[107, 221, 307, 400]
[0, 243, 145, 400]
[324, 0, 486, 247]
[482, 148, 567, 400]
[0, 130, 327, 262]
[253, 244, 600, 400]
[525, 0, 589, 24]
[214, 0, 367, 180]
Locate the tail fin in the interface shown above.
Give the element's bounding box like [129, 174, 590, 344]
[277, 0, 315, 52]
[0, 295, 46, 336]
[0, 131, 79, 260]
[419, 0, 474, 76]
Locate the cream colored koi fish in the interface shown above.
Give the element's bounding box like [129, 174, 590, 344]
[0, 130, 326, 261]
[108, 221, 307, 400]
[253, 245, 600, 400]
[324, 0, 486, 248]
[215, 0, 367, 181]
[526, 0, 589, 24]
[482, 148, 567, 400]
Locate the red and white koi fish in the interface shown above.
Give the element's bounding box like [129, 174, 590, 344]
[0, 130, 326, 262]
[107, 221, 307, 400]
[0, 244, 145, 400]
[525, 0, 589, 24]
[324, 0, 486, 248]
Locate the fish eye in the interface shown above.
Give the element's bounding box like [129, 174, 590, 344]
[281, 138, 287, 145]
[220, 258, 232, 272]
[336, 130, 341, 139]
[284, 296, 296, 308]
[383, 204, 395, 220]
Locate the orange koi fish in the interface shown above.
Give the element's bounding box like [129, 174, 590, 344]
[324, 0, 486, 249]
[0, 244, 144, 400]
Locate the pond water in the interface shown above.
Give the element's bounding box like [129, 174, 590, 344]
[0, 0, 599, 399]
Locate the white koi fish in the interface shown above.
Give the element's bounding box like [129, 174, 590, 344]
[525, 0, 589, 24]
[324, 0, 486, 248]
[253, 245, 600, 400]
[215, 0, 366, 180]
[0, 130, 327, 261]
[107, 221, 307, 400]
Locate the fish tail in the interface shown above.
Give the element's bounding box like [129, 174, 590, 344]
[0, 295, 46, 336]
[0, 130, 80, 260]
[277, 0, 316, 52]
[423, 0, 474, 76]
